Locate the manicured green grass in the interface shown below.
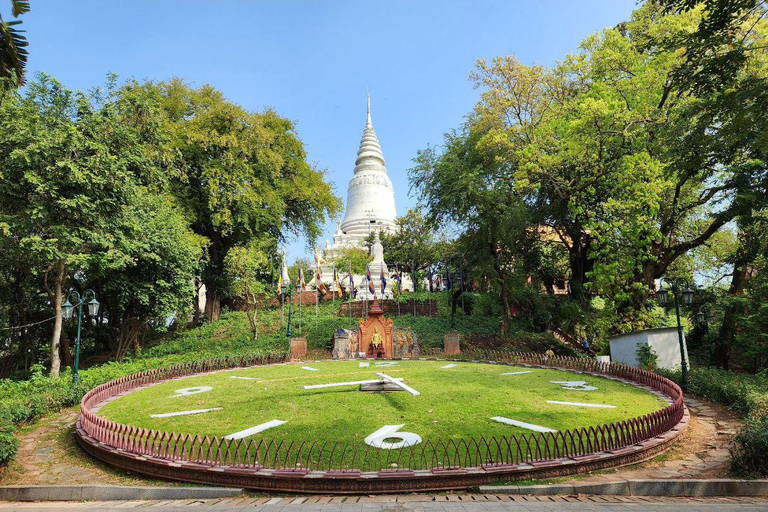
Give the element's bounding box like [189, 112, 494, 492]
[99, 360, 666, 444]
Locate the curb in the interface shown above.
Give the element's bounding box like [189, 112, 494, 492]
[0, 485, 243, 502]
[479, 479, 768, 497]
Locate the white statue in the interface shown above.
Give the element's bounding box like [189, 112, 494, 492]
[314, 247, 327, 266]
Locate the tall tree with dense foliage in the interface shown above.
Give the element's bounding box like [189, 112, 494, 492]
[157, 80, 340, 321]
[411, 128, 537, 335]
[0, 75, 168, 375]
[417, 3, 768, 331]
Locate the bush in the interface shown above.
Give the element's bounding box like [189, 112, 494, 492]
[637, 344, 658, 372]
[730, 399, 768, 478]
[0, 413, 18, 466]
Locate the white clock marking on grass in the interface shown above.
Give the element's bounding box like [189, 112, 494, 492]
[546, 400, 616, 409]
[374, 361, 398, 367]
[223, 420, 287, 440]
[365, 424, 422, 449]
[303, 378, 404, 390]
[440, 363, 458, 369]
[229, 376, 261, 380]
[150, 408, 222, 418]
[550, 380, 598, 391]
[301, 366, 319, 371]
[359, 362, 370, 367]
[376, 373, 421, 396]
[169, 386, 213, 398]
[491, 416, 557, 433]
[501, 371, 532, 376]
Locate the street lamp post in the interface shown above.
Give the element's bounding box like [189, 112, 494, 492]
[62, 289, 100, 385]
[656, 279, 693, 392]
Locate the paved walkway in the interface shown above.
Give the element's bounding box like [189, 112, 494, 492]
[0, 495, 767, 511]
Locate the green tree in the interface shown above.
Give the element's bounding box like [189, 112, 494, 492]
[225, 243, 270, 341]
[331, 247, 371, 276]
[0, 75, 159, 376]
[87, 191, 206, 360]
[439, 4, 768, 330]
[157, 80, 340, 321]
[376, 209, 440, 278]
[411, 127, 537, 335]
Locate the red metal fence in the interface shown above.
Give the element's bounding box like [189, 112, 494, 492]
[79, 352, 684, 472]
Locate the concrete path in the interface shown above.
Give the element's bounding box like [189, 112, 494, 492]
[1, 495, 767, 511]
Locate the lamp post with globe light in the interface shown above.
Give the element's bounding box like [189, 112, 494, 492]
[655, 279, 694, 392]
[62, 289, 99, 384]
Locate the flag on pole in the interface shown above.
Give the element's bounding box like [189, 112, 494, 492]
[394, 264, 402, 293]
[315, 266, 327, 295]
[380, 265, 387, 294]
[299, 267, 306, 292]
[334, 266, 343, 297]
[366, 265, 375, 295]
[427, 266, 434, 292]
[277, 255, 290, 295]
[444, 265, 452, 290]
[348, 263, 356, 298]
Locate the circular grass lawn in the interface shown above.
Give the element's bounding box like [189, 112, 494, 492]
[97, 360, 667, 446]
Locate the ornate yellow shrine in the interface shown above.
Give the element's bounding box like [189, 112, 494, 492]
[358, 298, 394, 358]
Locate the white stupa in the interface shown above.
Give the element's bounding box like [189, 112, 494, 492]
[311, 92, 412, 298]
[336, 92, 397, 245]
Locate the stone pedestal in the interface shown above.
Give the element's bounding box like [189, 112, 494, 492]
[290, 337, 307, 359]
[332, 329, 359, 359]
[443, 333, 460, 355]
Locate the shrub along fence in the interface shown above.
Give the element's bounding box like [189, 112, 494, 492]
[78, 352, 684, 477]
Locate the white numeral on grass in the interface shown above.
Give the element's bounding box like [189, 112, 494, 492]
[364, 424, 422, 449]
[359, 362, 370, 367]
[170, 386, 212, 398]
[301, 366, 319, 371]
[547, 400, 615, 408]
[501, 371, 532, 376]
[374, 361, 398, 367]
[440, 364, 458, 369]
[150, 408, 222, 418]
[491, 416, 557, 433]
[550, 380, 598, 391]
[224, 420, 287, 440]
[229, 376, 261, 380]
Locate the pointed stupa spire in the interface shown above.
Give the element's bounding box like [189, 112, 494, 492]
[354, 90, 386, 174]
[366, 88, 372, 126]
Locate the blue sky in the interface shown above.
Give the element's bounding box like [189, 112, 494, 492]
[21, 0, 637, 261]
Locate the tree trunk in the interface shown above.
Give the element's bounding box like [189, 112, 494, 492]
[115, 316, 141, 361]
[205, 288, 222, 322]
[714, 264, 749, 369]
[49, 259, 66, 377]
[60, 329, 73, 368]
[567, 237, 593, 301]
[489, 242, 510, 337]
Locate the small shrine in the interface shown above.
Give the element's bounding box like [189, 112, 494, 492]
[331, 298, 419, 360]
[358, 298, 395, 358]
